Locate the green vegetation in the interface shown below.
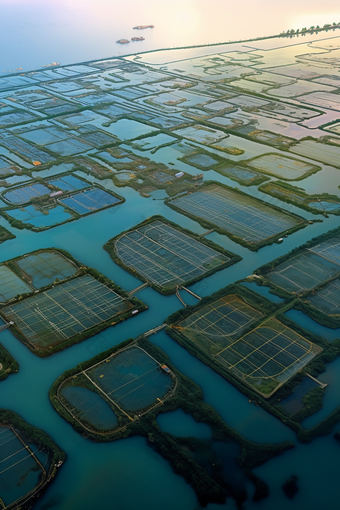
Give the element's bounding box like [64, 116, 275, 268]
[104, 214, 241, 295]
[0, 344, 19, 380]
[0, 409, 65, 462]
[289, 387, 325, 423]
[0, 409, 65, 509]
[167, 291, 322, 396]
[80, 146, 205, 197]
[50, 336, 293, 507]
[214, 162, 269, 187]
[246, 153, 320, 181]
[165, 180, 308, 252]
[0, 224, 15, 243]
[0, 173, 124, 232]
[295, 298, 340, 329]
[259, 180, 340, 216]
[255, 225, 340, 282]
[254, 226, 340, 325]
[227, 127, 295, 151]
[0, 248, 146, 356]
[165, 282, 340, 442]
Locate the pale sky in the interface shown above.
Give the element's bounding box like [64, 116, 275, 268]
[1, 0, 340, 70]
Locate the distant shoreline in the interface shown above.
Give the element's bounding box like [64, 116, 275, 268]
[3, 25, 340, 77]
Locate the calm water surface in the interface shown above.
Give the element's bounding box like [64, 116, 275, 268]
[2, 10, 340, 507]
[0, 175, 339, 509]
[1, 0, 340, 72]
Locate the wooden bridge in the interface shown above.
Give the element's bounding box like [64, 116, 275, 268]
[175, 287, 187, 307]
[200, 229, 214, 237]
[175, 285, 202, 307]
[180, 286, 201, 301]
[0, 322, 13, 334]
[306, 373, 328, 389]
[144, 324, 167, 337]
[128, 282, 150, 297]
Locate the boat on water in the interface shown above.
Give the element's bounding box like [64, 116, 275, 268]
[116, 39, 130, 44]
[131, 37, 145, 41]
[43, 62, 60, 67]
[133, 25, 154, 30]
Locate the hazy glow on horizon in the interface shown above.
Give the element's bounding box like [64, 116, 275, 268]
[1, 0, 340, 71]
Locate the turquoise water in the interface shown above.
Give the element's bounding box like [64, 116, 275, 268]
[7, 204, 73, 228]
[0, 175, 31, 187]
[285, 309, 340, 342]
[239, 281, 284, 303]
[0, 264, 31, 302]
[32, 163, 75, 179]
[3, 183, 51, 205]
[104, 119, 157, 141]
[48, 174, 88, 191]
[157, 409, 212, 439]
[3, 29, 340, 509]
[279, 378, 318, 415]
[96, 152, 132, 164]
[0, 177, 340, 509]
[60, 188, 120, 215]
[16, 250, 77, 289]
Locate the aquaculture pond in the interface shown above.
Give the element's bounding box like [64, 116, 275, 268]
[6, 204, 73, 228]
[0, 426, 49, 507]
[2, 34, 340, 510]
[0, 179, 339, 510]
[60, 386, 119, 431]
[16, 250, 78, 289]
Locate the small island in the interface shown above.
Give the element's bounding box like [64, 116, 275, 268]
[0, 344, 19, 380]
[282, 475, 299, 499]
[0, 225, 15, 245]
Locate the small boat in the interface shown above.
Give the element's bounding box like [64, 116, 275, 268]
[133, 25, 154, 30]
[116, 39, 130, 44]
[131, 37, 145, 41]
